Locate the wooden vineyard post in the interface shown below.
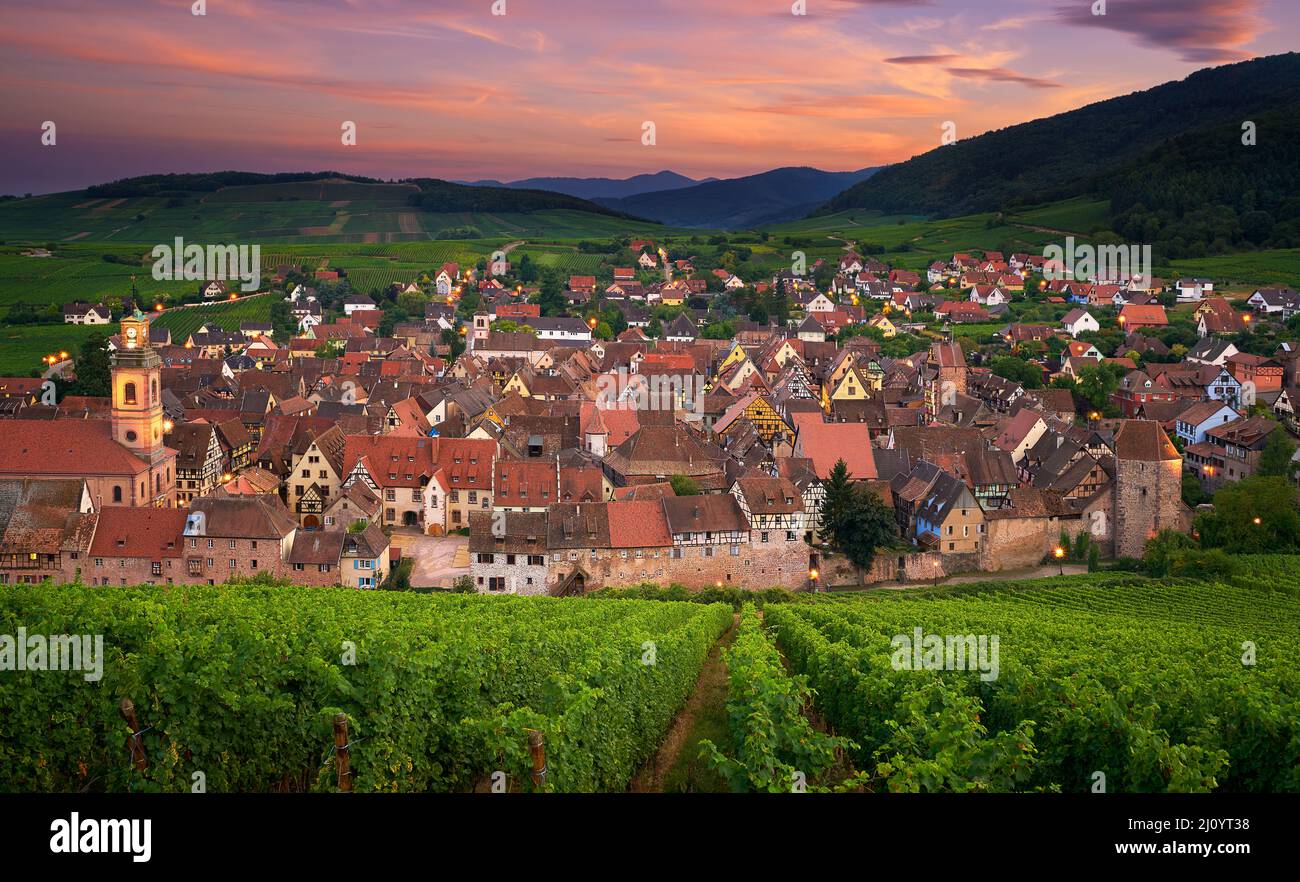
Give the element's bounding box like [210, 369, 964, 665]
[528, 730, 546, 792]
[333, 713, 353, 793]
[118, 698, 148, 772]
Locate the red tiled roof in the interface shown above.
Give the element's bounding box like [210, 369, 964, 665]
[0, 420, 171, 478]
[792, 413, 876, 479]
[607, 500, 672, 548]
[89, 506, 188, 559]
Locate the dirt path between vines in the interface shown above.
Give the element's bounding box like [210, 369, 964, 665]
[628, 613, 738, 792]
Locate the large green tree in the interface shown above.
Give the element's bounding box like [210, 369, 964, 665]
[818, 459, 854, 548]
[1256, 428, 1296, 479]
[834, 489, 898, 576]
[1195, 476, 1300, 553]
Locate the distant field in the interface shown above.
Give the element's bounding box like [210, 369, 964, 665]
[0, 190, 688, 245]
[1005, 197, 1112, 234]
[150, 295, 274, 340]
[768, 210, 926, 235]
[1168, 249, 1300, 289]
[0, 246, 189, 319]
[0, 322, 103, 377]
[201, 179, 419, 204]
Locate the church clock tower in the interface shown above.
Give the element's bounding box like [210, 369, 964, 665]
[111, 309, 168, 465]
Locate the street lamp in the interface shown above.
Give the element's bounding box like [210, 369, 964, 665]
[1053, 546, 1066, 575]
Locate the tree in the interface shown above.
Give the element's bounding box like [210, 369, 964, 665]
[834, 489, 898, 577]
[440, 327, 465, 363]
[67, 333, 110, 397]
[989, 356, 1043, 389]
[537, 271, 565, 316]
[669, 474, 701, 496]
[1256, 428, 1296, 478]
[818, 459, 855, 548]
[1195, 476, 1300, 553]
[1181, 473, 1210, 507]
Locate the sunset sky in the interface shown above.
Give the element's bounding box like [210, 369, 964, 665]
[1, 0, 1294, 194]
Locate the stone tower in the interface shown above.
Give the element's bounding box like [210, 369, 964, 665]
[1112, 419, 1186, 558]
[111, 310, 168, 466]
[926, 341, 967, 419]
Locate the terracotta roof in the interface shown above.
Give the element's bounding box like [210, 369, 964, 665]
[791, 412, 876, 480]
[89, 506, 188, 559]
[187, 496, 299, 539]
[0, 420, 171, 479]
[733, 476, 803, 515]
[662, 494, 749, 534]
[1113, 419, 1180, 462]
[607, 500, 672, 547]
[286, 530, 345, 566]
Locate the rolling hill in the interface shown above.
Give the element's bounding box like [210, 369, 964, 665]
[818, 53, 1300, 225]
[596, 166, 881, 229]
[0, 174, 664, 245]
[461, 170, 709, 200]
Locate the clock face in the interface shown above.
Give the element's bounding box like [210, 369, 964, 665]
[126, 327, 138, 339]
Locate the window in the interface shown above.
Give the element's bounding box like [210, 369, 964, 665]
[761, 532, 769, 543]
[477, 553, 493, 564]
[113, 486, 123, 503]
[730, 545, 739, 556]
[123, 382, 137, 405]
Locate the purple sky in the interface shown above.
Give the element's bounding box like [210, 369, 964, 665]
[0, 0, 1292, 194]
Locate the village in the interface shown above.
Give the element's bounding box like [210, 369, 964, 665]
[1, 242, 1296, 595]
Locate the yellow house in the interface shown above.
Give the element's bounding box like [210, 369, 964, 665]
[868, 313, 898, 338]
[719, 358, 761, 392]
[717, 392, 791, 445]
[718, 341, 749, 375]
[502, 370, 532, 398]
[828, 366, 880, 405]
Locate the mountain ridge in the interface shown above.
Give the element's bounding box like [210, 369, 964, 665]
[597, 166, 882, 229]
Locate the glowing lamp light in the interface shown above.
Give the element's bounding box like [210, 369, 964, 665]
[155, 303, 164, 312]
[1053, 547, 1066, 560]
[1253, 516, 1262, 525]
[715, 580, 723, 588]
[229, 293, 239, 301]
[222, 472, 233, 483]
[808, 568, 819, 581]
[588, 317, 598, 329]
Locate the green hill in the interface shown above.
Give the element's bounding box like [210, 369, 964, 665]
[818, 53, 1300, 258]
[0, 173, 654, 245]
